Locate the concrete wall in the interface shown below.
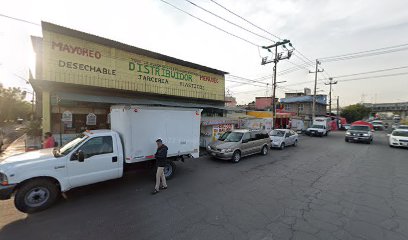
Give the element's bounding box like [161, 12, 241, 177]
[284, 102, 326, 117]
[255, 97, 272, 110]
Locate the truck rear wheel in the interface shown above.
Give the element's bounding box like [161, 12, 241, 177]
[164, 161, 176, 179]
[14, 179, 60, 213]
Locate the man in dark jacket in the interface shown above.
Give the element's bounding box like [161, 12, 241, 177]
[152, 139, 168, 194]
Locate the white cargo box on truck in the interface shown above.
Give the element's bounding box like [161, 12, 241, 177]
[110, 105, 202, 163]
[313, 117, 331, 131]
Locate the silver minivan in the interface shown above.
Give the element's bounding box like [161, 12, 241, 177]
[207, 129, 271, 163]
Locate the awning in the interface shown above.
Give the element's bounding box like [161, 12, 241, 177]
[54, 92, 231, 110]
[246, 111, 293, 119]
[201, 117, 239, 126]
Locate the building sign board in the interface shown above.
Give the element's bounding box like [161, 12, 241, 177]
[42, 30, 225, 101]
[61, 111, 72, 122]
[86, 113, 97, 125]
[61, 110, 73, 128]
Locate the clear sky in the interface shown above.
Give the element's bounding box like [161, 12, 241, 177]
[1, 0, 407, 106]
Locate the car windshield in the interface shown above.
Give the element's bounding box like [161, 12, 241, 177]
[350, 125, 370, 131]
[270, 130, 285, 137]
[56, 134, 88, 156]
[218, 131, 231, 141]
[398, 125, 408, 129]
[393, 131, 408, 137]
[218, 131, 244, 142]
[311, 125, 324, 129]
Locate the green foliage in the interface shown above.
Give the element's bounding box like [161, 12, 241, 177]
[0, 84, 32, 123]
[341, 104, 371, 123]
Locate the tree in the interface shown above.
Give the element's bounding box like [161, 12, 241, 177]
[341, 104, 371, 123]
[0, 84, 32, 123]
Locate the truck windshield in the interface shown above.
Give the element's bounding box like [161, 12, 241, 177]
[57, 134, 89, 156]
[218, 132, 244, 142]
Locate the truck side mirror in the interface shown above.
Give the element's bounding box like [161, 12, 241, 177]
[77, 150, 85, 162]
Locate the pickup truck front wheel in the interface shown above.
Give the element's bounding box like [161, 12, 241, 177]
[14, 179, 59, 213]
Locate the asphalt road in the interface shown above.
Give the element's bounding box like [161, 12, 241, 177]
[1, 131, 408, 240]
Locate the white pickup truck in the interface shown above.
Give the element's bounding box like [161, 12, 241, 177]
[0, 106, 201, 213]
[305, 117, 331, 137]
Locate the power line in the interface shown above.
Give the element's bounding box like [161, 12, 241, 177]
[293, 54, 314, 67]
[283, 70, 408, 88]
[0, 13, 40, 26]
[226, 78, 268, 88]
[322, 47, 408, 63]
[286, 60, 312, 70]
[320, 42, 408, 60]
[159, 0, 260, 47]
[337, 71, 408, 83]
[322, 65, 408, 79]
[184, 0, 273, 43]
[239, 63, 310, 84]
[209, 0, 281, 40]
[208, 0, 317, 78]
[228, 74, 270, 85]
[293, 48, 314, 64]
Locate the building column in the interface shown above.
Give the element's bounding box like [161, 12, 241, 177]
[42, 91, 51, 134]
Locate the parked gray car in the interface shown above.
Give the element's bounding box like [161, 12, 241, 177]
[269, 129, 299, 150]
[207, 129, 271, 163]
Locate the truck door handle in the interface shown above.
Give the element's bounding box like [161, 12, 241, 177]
[112, 156, 118, 162]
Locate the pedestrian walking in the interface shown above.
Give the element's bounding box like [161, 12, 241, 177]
[43, 132, 56, 149]
[152, 139, 168, 194]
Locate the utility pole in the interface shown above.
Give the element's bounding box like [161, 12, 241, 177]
[261, 39, 293, 129]
[337, 96, 340, 117]
[325, 78, 338, 116]
[309, 60, 324, 119]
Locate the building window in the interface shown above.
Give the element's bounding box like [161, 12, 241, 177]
[285, 104, 291, 111]
[298, 104, 304, 112]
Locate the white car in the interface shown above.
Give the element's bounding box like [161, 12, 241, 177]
[269, 129, 299, 150]
[389, 129, 408, 148]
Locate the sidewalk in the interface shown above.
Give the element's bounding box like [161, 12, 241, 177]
[0, 134, 26, 161]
